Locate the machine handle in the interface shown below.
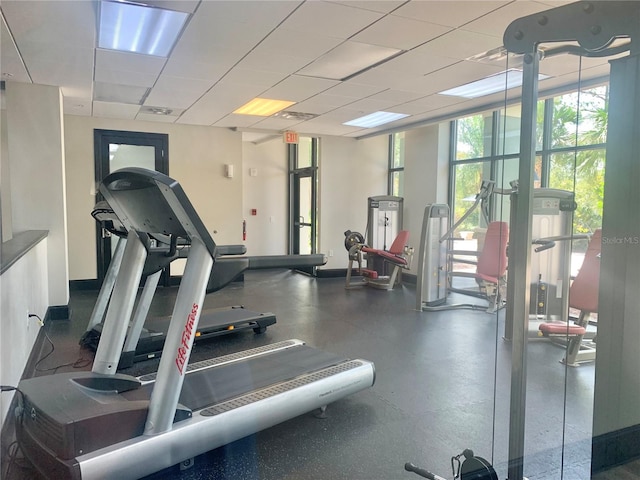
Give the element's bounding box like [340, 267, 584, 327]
[533, 239, 556, 252]
[404, 463, 447, 480]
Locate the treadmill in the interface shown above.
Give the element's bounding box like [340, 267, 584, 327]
[81, 202, 325, 368]
[16, 168, 376, 480]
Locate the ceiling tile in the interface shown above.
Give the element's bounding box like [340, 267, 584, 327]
[376, 50, 458, 76]
[345, 97, 399, 113]
[399, 61, 504, 95]
[135, 112, 178, 123]
[353, 16, 452, 50]
[213, 114, 264, 129]
[253, 27, 343, 60]
[144, 75, 212, 109]
[392, 1, 509, 28]
[94, 68, 160, 88]
[281, 1, 383, 39]
[96, 49, 165, 73]
[326, 1, 406, 14]
[218, 68, 289, 89]
[391, 94, 467, 115]
[368, 89, 426, 104]
[93, 82, 149, 104]
[418, 30, 503, 60]
[93, 101, 141, 119]
[162, 55, 235, 82]
[63, 96, 92, 116]
[1, 15, 30, 82]
[261, 75, 339, 102]
[1, 0, 96, 47]
[464, 1, 554, 37]
[239, 48, 313, 75]
[323, 82, 387, 99]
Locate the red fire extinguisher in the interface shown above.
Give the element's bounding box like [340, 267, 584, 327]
[242, 220, 246, 241]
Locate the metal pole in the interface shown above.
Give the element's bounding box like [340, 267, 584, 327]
[144, 237, 213, 435]
[507, 50, 539, 480]
[93, 231, 148, 375]
[84, 236, 127, 332]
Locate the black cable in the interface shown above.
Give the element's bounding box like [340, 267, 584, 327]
[29, 314, 92, 374]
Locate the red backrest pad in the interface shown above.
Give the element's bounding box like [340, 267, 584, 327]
[476, 222, 509, 279]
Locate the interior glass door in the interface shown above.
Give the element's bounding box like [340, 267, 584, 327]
[94, 130, 168, 284]
[289, 138, 318, 275]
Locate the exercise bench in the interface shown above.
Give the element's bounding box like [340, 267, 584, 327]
[345, 230, 413, 290]
[538, 229, 601, 366]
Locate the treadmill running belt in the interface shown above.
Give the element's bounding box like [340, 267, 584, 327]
[122, 345, 346, 410]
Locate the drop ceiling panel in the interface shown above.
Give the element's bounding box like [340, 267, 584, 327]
[144, 75, 212, 109]
[250, 116, 305, 130]
[367, 89, 427, 104]
[238, 48, 314, 75]
[323, 81, 386, 99]
[392, 1, 509, 28]
[353, 16, 452, 50]
[399, 61, 504, 95]
[391, 94, 467, 115]
[136, 112, 178, 123]
[1, 0, 96, 47]
[327, 1, 406, 14]
[463, 1, 554, 36]
[200, 1, 302, 25]
[140, 0, 200, 14]
[94, 82, 149, 105]
[417, 29, 503, 61]
[94, 68, 159, 89]
[63, 97, 92, 117]
[218, 68, 289, 90]
[162, 55, 235, 82]
[22, 45, 94, 93]
[280, 1, 383, 39]
[212, 114, 264, 129]
[0, 14, 30, 82]
[95, 50, 166, 78]
[93, 101, 140, 119]
[261, 75, 339, 102]
[250, 28, 344, 60]
[376, 50, 459, 76]
[285, 98, 341, 115]
[345, 96, 399, 113]
[1, 0, 615, 138]
[348, 66, 423, 90]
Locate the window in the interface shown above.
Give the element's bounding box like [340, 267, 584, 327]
[450, 85, 608, 236]
[388, 132, 405, 196]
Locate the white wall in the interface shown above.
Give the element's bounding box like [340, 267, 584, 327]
[64, 115, 244, 280]
[242, 138, 288, 256]
[0, 238, 48, 425]
[317, 135, 388, 270]
[1, 107, 13, 242]
[403, 123, 450, 275]
[6, 83, 69, 306]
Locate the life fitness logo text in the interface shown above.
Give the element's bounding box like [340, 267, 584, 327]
[175, 303, 199, 375]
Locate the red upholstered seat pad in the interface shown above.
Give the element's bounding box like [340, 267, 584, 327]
[539, 321, 586, 336]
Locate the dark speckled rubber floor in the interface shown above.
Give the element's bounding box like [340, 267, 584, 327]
[4, 270, 637, 479]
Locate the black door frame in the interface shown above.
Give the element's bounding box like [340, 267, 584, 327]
[94, 129, 169, 284]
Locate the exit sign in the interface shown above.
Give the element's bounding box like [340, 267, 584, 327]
[284, 131, 299, 144]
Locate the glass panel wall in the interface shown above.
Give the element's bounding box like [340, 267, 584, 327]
[389, 132, 405, 196]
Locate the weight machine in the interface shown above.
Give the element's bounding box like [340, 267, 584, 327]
[415, 180, 511, 312]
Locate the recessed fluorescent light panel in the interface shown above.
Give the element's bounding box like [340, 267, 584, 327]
[233, 98, 296, 116]
[99, 1, 189, 57]
[343, 111, 409, 128]
[439, 69, 550, 99]
[298, 41, 404, 81]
